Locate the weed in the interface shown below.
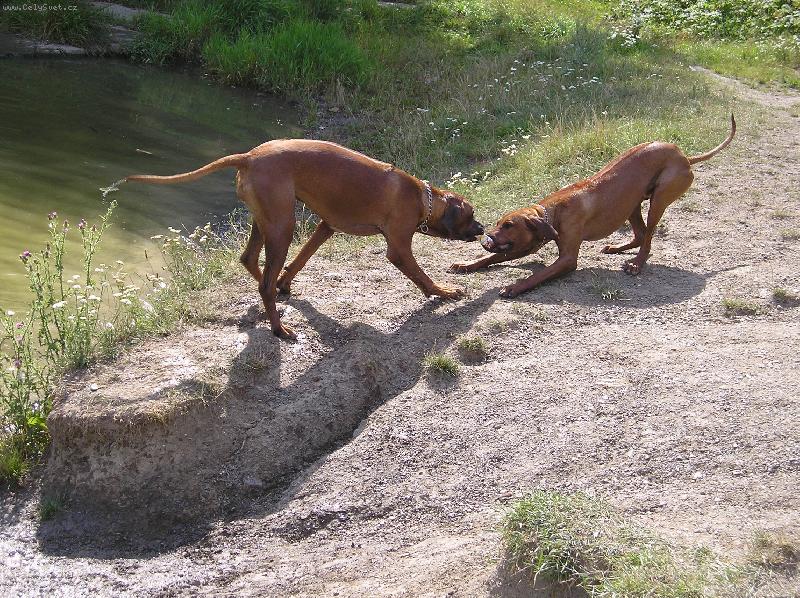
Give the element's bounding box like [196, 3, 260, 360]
[780, 228, 800, 240]
[590, 277, 623, 301]
[503, 490, 745, 596]
[722, 297, 761, 317]
[748, 530, 799, 574]
[422, 352, 460, 377]
[771, 209, 793, 219]
[39, 495, 63, 521]
[457, 335, 489, 359]
[772, 287, 799, 305]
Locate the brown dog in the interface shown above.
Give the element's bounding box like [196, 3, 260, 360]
[126, 139, 484, 338]
[450, 115, 736, 298]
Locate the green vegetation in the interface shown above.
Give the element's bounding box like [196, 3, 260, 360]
[747, 530, 799, 574]
[38, 495, 63, 521]
[773, 287, 799, 305]
[610, 0, 800, 87]
[131, 0, 373, 93]
[0, 0, 109, 47]
[502, 490, 747, 596]
[781, 228, 800, 240]
[722, 297, 762, 316]
[422, 351, 461, 377]
[0, 204, 248, 485]
[457, 335, 490, 358]
[590, 276, 624, 301]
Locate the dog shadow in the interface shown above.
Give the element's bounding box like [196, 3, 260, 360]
[489, 261, 712, 308]
[35, 288, 498, 558]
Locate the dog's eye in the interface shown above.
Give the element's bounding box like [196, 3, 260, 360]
[502, 222, 513, 229]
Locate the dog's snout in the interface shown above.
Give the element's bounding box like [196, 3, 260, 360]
[476, 223, 485, 235]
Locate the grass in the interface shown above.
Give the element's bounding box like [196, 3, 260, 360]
[747, 531, 799, 575]
[772, 287, 799, 305]
[39, 495, 63, 521]
[590, 276, 624, 301]
[780, 228, 800, 241]
[502, 490, 747, 596]
[0, 0, 110, 48]
[422, 351, 460, 377]
[722, 297, 762, 317]
[771, 209, 793, 220]
[457, 335, 490, 359]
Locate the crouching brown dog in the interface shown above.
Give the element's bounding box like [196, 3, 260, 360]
[450, 115, 736, 298]
[126, 139, 484, 339]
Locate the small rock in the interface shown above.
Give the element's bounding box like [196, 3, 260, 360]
[90, 383, 99, 392]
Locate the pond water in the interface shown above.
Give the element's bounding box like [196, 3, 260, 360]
[0, 58, 300, 310]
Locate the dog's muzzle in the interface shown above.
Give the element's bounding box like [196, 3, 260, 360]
[482, 235, 510, 252]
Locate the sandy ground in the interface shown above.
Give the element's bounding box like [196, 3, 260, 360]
[1, 72, 799, 597]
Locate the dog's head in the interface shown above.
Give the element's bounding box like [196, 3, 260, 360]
[481, 207, 558, 253]
[429, 190, 484, 241]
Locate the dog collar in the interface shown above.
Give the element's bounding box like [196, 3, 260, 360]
[539, 204, 551, 225]
[418, 181, 433, 233]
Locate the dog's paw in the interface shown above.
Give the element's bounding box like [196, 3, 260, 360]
[499, 284, 520, 299]
[272, 324, 297, 340]
[433, 285, 465, 300]
[448, 262, 475, 274]
[623, 260, 642, 275]
[600, 244, 616, 254]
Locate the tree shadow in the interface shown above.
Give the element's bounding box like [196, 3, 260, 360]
[36, 288, 498, 558]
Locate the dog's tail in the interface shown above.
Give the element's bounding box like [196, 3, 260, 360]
[125, 153, 249, 185]
[688, 114, 736, 165]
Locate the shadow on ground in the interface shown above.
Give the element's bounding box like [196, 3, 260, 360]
[36, 289, 498, 558]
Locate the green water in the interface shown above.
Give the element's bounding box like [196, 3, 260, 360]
[0, 58, 300, 310]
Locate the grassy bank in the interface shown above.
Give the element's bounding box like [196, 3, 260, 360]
[0, 205, 248, 484]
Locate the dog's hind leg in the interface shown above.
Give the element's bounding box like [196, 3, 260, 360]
[624, 169, 693, 275]
[239, 221, 264, 282]
[277, 220, 335, 295]
[601, 205, 645, 254]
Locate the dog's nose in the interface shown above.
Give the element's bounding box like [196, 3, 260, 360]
[476, 223, 485, 234]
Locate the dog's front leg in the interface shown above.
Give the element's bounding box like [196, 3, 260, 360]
[500, 243, 579, 298]
[385, 234, 463, 299]
[449, 248, 531, 274]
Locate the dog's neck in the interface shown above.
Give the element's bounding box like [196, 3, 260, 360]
[418, 181, 434, 233]
[538, 203, 551, 225]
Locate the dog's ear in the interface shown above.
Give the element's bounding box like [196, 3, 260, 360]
[523, 215, 559, 241]
[440, 199, 461, 236]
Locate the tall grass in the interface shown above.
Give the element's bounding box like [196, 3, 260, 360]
[202, 21, 372, 92]
[0, 0, 110, 47]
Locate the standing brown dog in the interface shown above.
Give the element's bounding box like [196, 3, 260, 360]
[126, 139, 484, 338]
[450, 115, 736, 298]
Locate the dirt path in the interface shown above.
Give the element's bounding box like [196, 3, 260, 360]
[2, 73, 799, 597]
